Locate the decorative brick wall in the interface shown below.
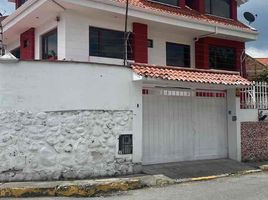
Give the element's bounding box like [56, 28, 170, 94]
[241, 122, 268, 162]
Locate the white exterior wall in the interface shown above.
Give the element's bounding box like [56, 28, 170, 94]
[148, 26, 195, 67]
[61, 10, 133, 64]
[226, 93, 259, 162]
[5, 39, 20, 53]
[227, 89, 241, 161]
[0, 110, 134, 182]
[6, 9, 197, 67]
[0, 61, 140, 111]
[0, 61, 143, 178]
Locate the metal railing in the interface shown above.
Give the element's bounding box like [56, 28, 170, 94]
[241, 81, 268, 109]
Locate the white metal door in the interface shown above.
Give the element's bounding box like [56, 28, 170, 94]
[143, 88, 228, 165]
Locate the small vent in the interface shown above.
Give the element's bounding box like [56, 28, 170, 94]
[119, 135, 133, 155]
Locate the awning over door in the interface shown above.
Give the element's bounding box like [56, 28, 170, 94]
[132, 63, 252, 89]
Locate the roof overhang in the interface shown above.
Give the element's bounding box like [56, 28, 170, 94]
[84, 0, 257, 41]
[132, 64, 252, 90]
[3, 0, 256, 45]
[236, 0, 249, 6]
[2, 0, 64, 45]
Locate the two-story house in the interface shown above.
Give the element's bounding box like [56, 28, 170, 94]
[0, 0, 257, 181]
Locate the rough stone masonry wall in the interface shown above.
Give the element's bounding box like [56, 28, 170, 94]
[0, 110, 134, 182]
[241, 122, 268, 162]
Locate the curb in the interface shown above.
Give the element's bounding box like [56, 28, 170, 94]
[0, 169, 262, 198]
[175, 169, 262, 184]
[259, 165, 268, 171]
[0, 178, 142, 198]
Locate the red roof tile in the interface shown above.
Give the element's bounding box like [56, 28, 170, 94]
[256, 58, 268, 66]
[112, 0, 251, 31]
[132, 63, 252, 86]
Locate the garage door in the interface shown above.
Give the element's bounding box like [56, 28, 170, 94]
[143, 88, 228, 165]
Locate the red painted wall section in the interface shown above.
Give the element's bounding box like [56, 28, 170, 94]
[20, 28, 35, 60]
[15, 0, 25, 9]
[179, 0, 186, 8]
[195, 0, 205, 13]
[231, 0, 238, 20]
[15, 0, 19, 9]
[195, 37, 245, 74]
[133, 23, 148, 64]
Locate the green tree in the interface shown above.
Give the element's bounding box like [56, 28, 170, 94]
[257, 69, 268, 82]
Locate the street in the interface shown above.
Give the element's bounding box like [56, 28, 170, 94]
[3, 172, 268, 200]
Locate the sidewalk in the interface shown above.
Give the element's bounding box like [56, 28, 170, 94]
[0, 161, 263, 198]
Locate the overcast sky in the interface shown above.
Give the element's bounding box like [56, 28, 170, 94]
[0, 0, 266, 57]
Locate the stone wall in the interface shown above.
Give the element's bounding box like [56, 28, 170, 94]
[241, 122, 268, 162]
[0, 110, 134, 182]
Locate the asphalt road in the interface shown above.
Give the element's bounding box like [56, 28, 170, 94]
[3, 172, 268, 200]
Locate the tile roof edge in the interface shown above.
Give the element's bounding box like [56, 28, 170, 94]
[131, 63, 241, 76]
[110, 0, 254, 32]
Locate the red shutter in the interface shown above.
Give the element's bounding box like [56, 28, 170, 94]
[133, 23, 148, 64]
[20, 28, 35, 60]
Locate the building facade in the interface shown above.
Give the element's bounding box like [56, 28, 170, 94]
[0, 0, 258, 181]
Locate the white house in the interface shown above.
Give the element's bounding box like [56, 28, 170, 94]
[0, 0, 257, 181]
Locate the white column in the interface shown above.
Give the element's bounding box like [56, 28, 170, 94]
[131, 81, 143, 166]
[227, 88, 241, 161]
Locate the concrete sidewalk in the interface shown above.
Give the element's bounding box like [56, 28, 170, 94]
[0, 159, 263, 198]
[142, 159, 256, 179]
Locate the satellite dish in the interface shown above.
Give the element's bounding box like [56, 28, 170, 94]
[244, 12, 256, 25]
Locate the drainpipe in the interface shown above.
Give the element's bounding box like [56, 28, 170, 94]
[240, 49, 246, 76]
[124, 0, 129, 67]
[194, 26, 218, 42]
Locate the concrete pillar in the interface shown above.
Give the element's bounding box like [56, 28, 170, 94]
[131, 81, 143, 166]
[227, 88, 241, 161]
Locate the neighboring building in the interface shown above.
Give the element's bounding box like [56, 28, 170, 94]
[0, 0, 257, 181]
[256, 58, 268, 66]
[245, 54, 267, 81]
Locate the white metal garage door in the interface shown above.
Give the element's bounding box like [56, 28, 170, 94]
[143, 88, 228, 165]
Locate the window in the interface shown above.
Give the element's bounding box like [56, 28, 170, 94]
[209, 45, 236, 70]
[205, 0, 231, 18]
[119, 135, 133, 155]
[150, 0, 179, 7]
[166, 42, 190, 67]
[148, 39, 154, 48]
[42, 29, 57, 60]
[186, 0, 195, 8]
[89, 27, 133, 60]
[11, 47, 20, 59]
[20, 0, 27, 4]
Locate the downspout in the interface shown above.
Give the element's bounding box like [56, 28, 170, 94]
[240, 49, 246, 76]
[194, 26, 218, 42]
[124, 0, 129, 67]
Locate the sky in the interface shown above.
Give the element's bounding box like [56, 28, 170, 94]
[0, 0, 267, 57]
